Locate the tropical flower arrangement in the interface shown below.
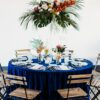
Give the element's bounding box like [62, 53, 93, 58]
[20, 0, 83, 30]
[52, 44, 66, 64]
[30, 39, 44, 53]
[52, 44, 66, 53]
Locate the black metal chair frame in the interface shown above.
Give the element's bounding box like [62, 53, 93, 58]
[90, 87, 100, 100]
[66, 75, 90, 100]
[0, 63, 7, 99]
[90, 54, 100, 100]
[90, 75, 100, 100]
[94, 54, 100, 72]
[57, 74, 92, 100]
[0, 72, 27, 100]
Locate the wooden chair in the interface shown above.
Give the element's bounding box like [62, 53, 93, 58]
[94, 53, 100, 73]
[90, 75, 100, 100]
[57, 74, 92, 99]
[15, 49, 31, 57]
[0, 73, 4, 99]
[0, 63, 12, 86]
[2, 73, 41, 100]
[0, 64, 18, 99]
[89, 54, 100, 100]
[0, 73, 10, 99]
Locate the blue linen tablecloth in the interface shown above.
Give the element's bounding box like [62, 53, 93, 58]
[8, 59, 94, 100]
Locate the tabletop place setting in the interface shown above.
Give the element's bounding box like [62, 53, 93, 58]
[11, 43, 89, 71]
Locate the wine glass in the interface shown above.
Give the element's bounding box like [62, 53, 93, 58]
[45, 56, 52, 66]
[64, 55, 69, 66]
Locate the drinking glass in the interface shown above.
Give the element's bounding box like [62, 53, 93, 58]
[45, 56, 52, 66]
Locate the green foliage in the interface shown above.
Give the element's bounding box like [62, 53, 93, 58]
[19, 0, 83, 30]
[30, 39, 43, 49]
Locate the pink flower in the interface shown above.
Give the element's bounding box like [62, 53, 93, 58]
[56, 44, 66, 53]
[34, 7, 39, 12]
[56, 45, 61, 49]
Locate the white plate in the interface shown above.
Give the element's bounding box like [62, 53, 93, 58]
[59, 65, 70, 70]
[74, 58, 84, 61]
[12, 61, 27, 66]
[49, 64, 58, 67]
[71, 60, 88, 67]
[17, 56, 28, 61]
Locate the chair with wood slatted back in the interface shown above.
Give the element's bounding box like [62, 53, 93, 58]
[57, 74, 92, 99]
[0, 63, 13, 87]
[15, 49, 31, 58]
[93, 53, 100, 74]
[2, 73, 41, 100]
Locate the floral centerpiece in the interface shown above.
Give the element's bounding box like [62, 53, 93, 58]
[31, 39, 44, 52]
[52, 44, 66, 64]
[44, 48, 49, 58]
[31, 39, 44, 61]
[20, 0, 83, 30]
[52, 44, 66, 54]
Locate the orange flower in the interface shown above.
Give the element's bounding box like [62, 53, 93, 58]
[56, 53, 61, 60]
[67, 0, 76, 6]
[70, 0, 76, 5]
[56, 6, 62, 12]
[48, 4, 52, 8]
[37, 46, 44, 53]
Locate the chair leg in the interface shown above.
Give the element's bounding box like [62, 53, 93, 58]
[90, 87, 100, 100]
[91, 90, 100, 100]
[90, 88, 97, 96]
[0, 89, 5, 99]
[0, 92, 3, 98]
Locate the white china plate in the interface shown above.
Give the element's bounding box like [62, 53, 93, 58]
[49, 64, 58, 67]
[72, 60, 88, 67]
[16, 56, 28, 61]
[59, 65, 70, 70]
[12, 61, 27, 66]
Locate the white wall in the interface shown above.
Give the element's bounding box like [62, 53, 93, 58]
[0, 0, 100, 66]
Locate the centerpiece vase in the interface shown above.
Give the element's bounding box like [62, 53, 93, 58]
[56, 53, 62, 65]
[38, 53, 41, 62]
[37, 48, 42, 63]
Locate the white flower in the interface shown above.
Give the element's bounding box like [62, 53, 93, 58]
[48, 8, 52, 11]
[51, 2, 54, 7]
[38, 6, 41, 10]
[48, 0, 54, 3]
[41, 3, 48, 10]
[56, 12, 60, 15]
[39, 9, 43, 12]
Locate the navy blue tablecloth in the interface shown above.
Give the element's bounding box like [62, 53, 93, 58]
[8, 59, 94, 100]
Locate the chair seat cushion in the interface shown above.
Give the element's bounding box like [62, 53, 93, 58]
[9, 87, 41, 99]
[57, 87, 87, 98]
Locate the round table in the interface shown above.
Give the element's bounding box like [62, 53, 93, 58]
[8, 59, 94, 100]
